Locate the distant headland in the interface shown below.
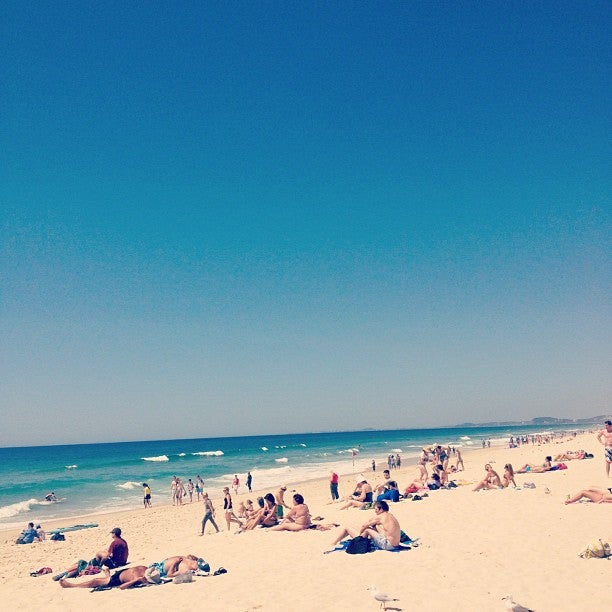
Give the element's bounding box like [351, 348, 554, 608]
[453, 415, 610, 428]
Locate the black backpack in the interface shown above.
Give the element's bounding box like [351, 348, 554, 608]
[345, 536, 372, 554]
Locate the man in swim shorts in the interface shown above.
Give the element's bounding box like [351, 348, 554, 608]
[596, 421, 612, 478]
[59, 565, 160, 589]
[330, 500, 401, 550]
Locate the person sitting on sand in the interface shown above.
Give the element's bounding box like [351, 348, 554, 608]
[373, 470, 393, 494]
[330, 500, 401, 550]
[516, 456, 553, 474]
[564, 487, 612, 504]
[95, 527, 129, 568]
[472, 464, 503, 491]
[502, 464, 516, 488]
[16, 522, 41, 544]
[242, 493, 278, 530]
[376, 481, 400, 503]
[271, 493, 312, 531]
[59, 565, 161, 589]
[339, 479, 373, 509]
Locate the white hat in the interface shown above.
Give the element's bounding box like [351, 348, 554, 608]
[144, 567, 161, 584]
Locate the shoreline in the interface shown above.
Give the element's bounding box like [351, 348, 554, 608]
[2, 430, 609, 611]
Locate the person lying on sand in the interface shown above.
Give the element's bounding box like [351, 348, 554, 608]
[148, 554, 209, 578]
[554, 451, 586, 461]
[472, 464, 503, 491]
[330, 500, 401, 550]
[271, 493, 312, 531]
[516, 456, 553, 473]
[564, 487, 612, 504]
[59, 565, 161, 589]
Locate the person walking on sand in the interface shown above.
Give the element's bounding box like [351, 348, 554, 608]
[200, 492, 220, 534]
[223, 487, 242, 530]
[233, 475, 240, 494]
[596, 420, 612, 477]
[142, 483, 152, 508]
[246, 471, 252, 492]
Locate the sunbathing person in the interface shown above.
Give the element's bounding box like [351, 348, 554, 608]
[502, 464, 516, 488]
[59, 565, 160, 589]
[564, 487, 612, 504]
[516, 456, 553, 473]
[330, 500, 401, 550]
[472, 464, 503, 491]
[148, 554, 210, 578]
[339, 480, 373, 509]
[554, 451, 586, 461]
[271, 493, 312, 531]
[242, 493, 278, 530]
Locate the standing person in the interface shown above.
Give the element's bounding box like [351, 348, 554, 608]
[275, 486, 290, 518]
[196, 475, 205, 500]
[246, 471, 252, 492]
[232, 475, 240, 494]
[371, 459, 376, 471]
[455, 448, 464, 471]
[330, 472, 339, 501]
[222, 487, 242, 531]
[186, 479, 194, 503]
[200, 492, 220, 535]
[175, 478, 186, 506]
[596, 420, 612, 477]
[95, 528, 129, 568]
[142, 483, 152, 508]
[170, 476, 178, 506]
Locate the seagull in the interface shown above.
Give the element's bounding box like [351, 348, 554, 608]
[502, 594, 535, 611]
[367, 586, 399, 610]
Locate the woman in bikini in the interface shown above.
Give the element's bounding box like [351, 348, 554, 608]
[565, 487, 612, 504]
[242, 493, 278, 530]
[502, 464, 516, 488]
[473, 464, 503, 491]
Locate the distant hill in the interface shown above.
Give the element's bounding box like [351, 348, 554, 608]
[454, 415, 610, 428]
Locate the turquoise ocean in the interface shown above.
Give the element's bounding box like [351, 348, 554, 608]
[0, 424, 585, 530]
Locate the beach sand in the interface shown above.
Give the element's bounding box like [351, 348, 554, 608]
[1, 431, 609, 611]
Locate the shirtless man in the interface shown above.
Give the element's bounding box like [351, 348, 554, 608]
[596, 421, 612, 477]
[148, 554, 209, 579]
[59, 565, 160, 590]
[330, 500, 401, 550]
[271, 493, 311, 531]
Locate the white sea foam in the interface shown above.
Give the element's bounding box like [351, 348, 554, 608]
[261, 447, 268, 451]
[299, 443, 306, 447]
[177, 453, 186, 457]
[116, 481, 142, 490]
[275, 457, 289, 463]
[391, 448, 403, 453]
[65, 464, 78, 469]
[142, 455, 170, 462]
[191, 450, 224, 457]
[460, 436, 471, 441]
[0, 498, 47, 519]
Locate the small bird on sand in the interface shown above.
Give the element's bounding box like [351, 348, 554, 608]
[502, 594, 535, 611]
[368, 586, 399, 610]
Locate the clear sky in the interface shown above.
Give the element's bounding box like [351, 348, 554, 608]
[1, 1, 610, 447]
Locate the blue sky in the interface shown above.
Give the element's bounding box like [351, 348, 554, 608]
[1, 1, 610, 446]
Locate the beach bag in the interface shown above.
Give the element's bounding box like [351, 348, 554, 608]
[51, 532, 65, 541]
[345, 536, 372, 555]
[579, 539, 611, 559]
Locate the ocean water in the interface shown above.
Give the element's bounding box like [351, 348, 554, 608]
[0, 424, 583, 530]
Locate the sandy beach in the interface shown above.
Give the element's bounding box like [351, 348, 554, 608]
[1, 431, 609, 612]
